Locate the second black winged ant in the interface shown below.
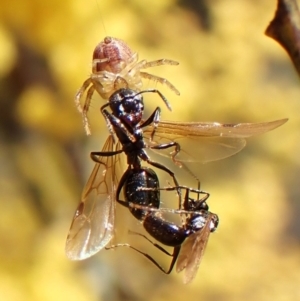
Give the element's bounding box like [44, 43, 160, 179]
[106, 166, 219, 284]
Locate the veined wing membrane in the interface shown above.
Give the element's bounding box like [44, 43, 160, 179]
[176, 212, 214, 284]
[144, 118, 288, 164]
[66, 136, 123, 260]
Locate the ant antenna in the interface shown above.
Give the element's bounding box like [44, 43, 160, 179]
[180, 161, 201, 193]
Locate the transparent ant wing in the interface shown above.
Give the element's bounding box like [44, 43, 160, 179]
[65, 136, 123, 260]
[144, 118, 288, 164]
[176, 212, 214, 284]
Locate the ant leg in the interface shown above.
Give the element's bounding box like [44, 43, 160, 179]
[128, 230, 173, 256]
[108, 167, 155, 211]
[101, 108, 136, 143]
[137, 185, 210, 211]
[179, 186, 210, 211]
[114, 168, 134, 209]
[100, 100, 136, 141]
[100, 103, 117, 141]
[139, 146, 181, 207]
[140, 107, 161, 128]
[105, 242, 181, 274]
[143, 158, 182, 209]
[179, 161, 202, 190]
[90, 149, 123, 163]
[146, 159, 179, 185]
[150, 142, 181, 167]
[146, 158, 179, 187]
[127, 203, 203, 215]
[140, 107, 161, 141]
[146, 131, 202, 185]
[150, 143, 202, 189]
[155, 186, 210, 203]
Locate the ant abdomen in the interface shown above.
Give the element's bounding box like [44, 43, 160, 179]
[143, 213, 187, 247]
[124, 167, 160, 220]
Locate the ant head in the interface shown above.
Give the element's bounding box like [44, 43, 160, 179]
[184, 197, 209, 212]
[109, 89, 144, 126]
[187, 212, 219, 233]
[198, 201, 209, 211]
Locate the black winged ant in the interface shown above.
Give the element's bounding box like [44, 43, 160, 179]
[75, 36, 180, 135]
[91, 88, 183, 200]
[66, 87, 185, 261]
[105, 166, 219, 284]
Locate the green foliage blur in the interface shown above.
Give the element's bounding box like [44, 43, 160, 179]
[0, 0, 299, 300]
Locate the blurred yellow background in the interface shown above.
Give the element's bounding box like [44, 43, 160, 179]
[0, 0, 299, 300]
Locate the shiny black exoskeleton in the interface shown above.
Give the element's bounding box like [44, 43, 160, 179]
[123, 167, 160, 220]
[108, 88, 146, 128]
[91, 88, 181, 203]
[101, 88, 170, 145]
[115, 166, 219, 275]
